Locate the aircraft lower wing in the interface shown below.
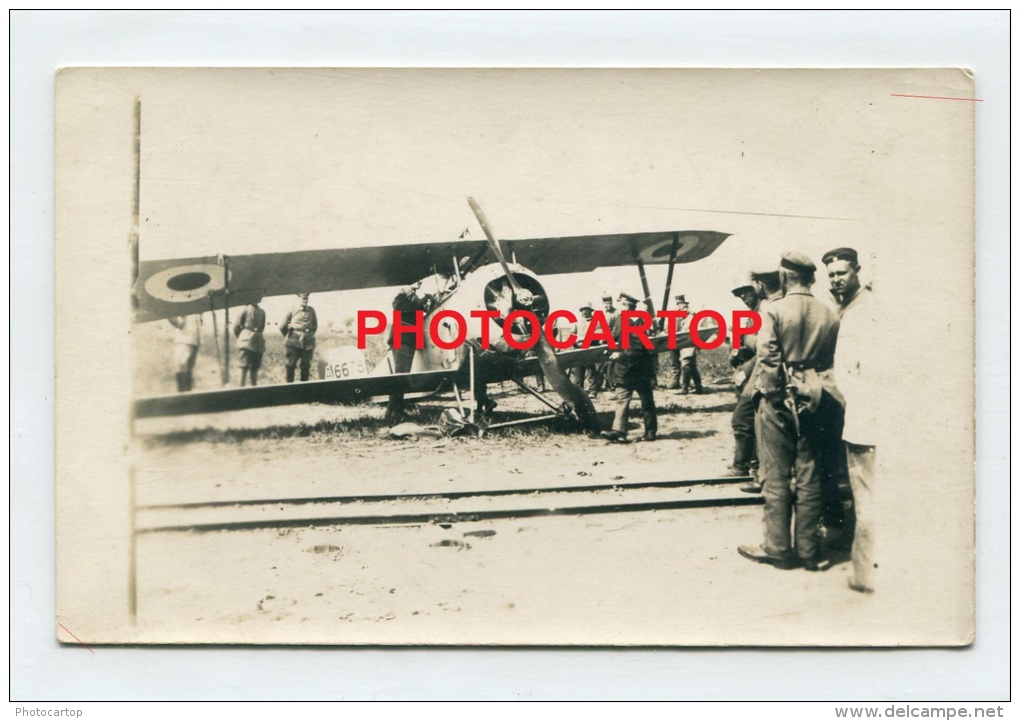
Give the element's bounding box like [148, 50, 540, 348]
[133, 329, 714, 419]
[133, 368, 458, 419]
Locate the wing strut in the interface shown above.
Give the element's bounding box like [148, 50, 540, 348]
[629, 239, 656, 317]
[660, 232, 681, 312]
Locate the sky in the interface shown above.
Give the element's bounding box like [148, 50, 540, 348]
[118, 67, 956, 328]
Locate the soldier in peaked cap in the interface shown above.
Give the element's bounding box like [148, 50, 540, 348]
[233, 296, 266, 387]
[601, 292, 658, 443]
[676, 294, 703, 394]
[567, 301, 602, 397]
[736, 262, 785, 493]
[738, 252, 845, 571]
[661, 294, 683, 390]
[281, 293, 318, 383]
[726, 274, 760, 480]
[594, 292, 621, 394]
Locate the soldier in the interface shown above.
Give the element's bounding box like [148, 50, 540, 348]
[596, 292, 620, 393]
[568, 301, 601, 397]
[738, 264, 783, 494]
[281, 293, 318, 383]
[385, 283, 428, 424]
[738, 252, 844, 571]
[661, 292, 685, 391]
[825, 247, 878, 593]
[169, 314, 202, 392]
[233, 297, 266, 387]
[726, 275, 760, 478]
[676, 295, 703, 394]
[601, 292, 657, 443]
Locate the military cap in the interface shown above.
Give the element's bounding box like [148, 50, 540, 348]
[674, 293, 688, 303]
[821, 247, 860, 266]
[618, 292, 640, 305]
[600, 291, 613, 300]
[779, 252, 816, 273]
[297, 292, 310, 299]
[731, 274, 755, 296]
[579, 301, 594, 311]
[749, 260, 779, 279]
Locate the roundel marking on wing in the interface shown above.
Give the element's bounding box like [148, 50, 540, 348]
[636, 235, 702, 264]
[145, 264, 229, 303]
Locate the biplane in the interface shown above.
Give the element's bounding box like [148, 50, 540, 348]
[132, 198, 729, 430]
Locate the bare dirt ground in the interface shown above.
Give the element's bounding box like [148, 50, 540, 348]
[130, 374, 909, 647]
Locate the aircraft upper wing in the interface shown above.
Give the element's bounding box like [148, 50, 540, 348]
[133, 230, 728, 323]
[132, 241, 490, 323]
[502, 230, 729, 276]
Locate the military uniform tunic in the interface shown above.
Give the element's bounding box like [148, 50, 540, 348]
[282, 304, 318, 381]
[754, 290, 844, 563]
[234, 304, 266, 369]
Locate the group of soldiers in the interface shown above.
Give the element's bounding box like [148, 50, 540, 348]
[729, 247, 876, 594]
[565, 293, 704, 399]
[167, 250, 878, 593]
[554, 290, 705, 445]
[169, 292, 319, 392]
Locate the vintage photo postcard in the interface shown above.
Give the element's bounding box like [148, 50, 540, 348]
[55, 68, 975, 646]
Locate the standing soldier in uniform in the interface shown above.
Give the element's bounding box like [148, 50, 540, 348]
[726, 275, 760, 479]
[737, 264, 783, 493]
[601, 292, 657, 443]
[385, 282, 428, 424]
[596, 292, 620, 394]
[233, 296, 266, 387]
[662, 292, 685, 391]
[676, 295, 704, 394]
[824, 247, 878, 593]
[281, 293, 318, 383]
[738, 252, 844, 571]
[568, 301, 601, 397]
[169, 313, 202, 392]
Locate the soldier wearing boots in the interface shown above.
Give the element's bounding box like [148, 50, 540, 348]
[738, 252, 844, 572]
[601, 292, 657, 443]
[677, 295, 703, 394]
[738, 264, 783, 493]
[385, 283, 428, 424]
[727, 275, 760, 479]
[233, 298, 266, 387]
[281, 293, 318, 383]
